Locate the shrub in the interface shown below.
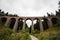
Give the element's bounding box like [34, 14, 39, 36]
[9, 33, 20, 40]
[33, 27, 60, 40]
[0, 27, 31, 40]
[34, 32, 60, 40]
[0, 24, 31, 40]
[32, 29, 40, 34]
[0, 28, 13, 40]
[19, 29, 31, 40]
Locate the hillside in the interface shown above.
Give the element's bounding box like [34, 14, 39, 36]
[33, 26, 60, 40]
[0, 24, 31, 40]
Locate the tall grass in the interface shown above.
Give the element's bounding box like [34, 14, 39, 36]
[33, 23, 60, 40]
[0, 24, 31, 40]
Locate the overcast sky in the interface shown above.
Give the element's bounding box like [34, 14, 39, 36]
[0, 0, 60, 27]
[0, 0, 59, 17]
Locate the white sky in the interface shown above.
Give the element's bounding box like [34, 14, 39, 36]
[0, 0, 59, 17]
[0, 0, 60, 27]
[26, 20, 37, 27]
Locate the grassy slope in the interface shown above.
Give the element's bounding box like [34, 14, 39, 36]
[0, 24, 31, 40]
[33, 26, 60, 40]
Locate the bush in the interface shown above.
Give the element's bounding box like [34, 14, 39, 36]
[0, 26, 31, 40]
[0, 28, 13, 40]
[9, 33, 20, 40]
[19, 29, 31, 40]
[32, 29, 40, 34]
[0, 24, 31, 40]
[33, 27, 60, 40]
[53, 21, 60, 27]
[34, 33, 60, 40]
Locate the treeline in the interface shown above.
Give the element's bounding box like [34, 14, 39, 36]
[46, 1, 60, 17]
[0, 9, 60, 17]
[46, 9, 60, 17]
[0, 9, 18, 17]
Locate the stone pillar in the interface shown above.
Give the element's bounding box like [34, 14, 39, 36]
[31, 19, 34, 34]
[39, 19, 44, 32]
[31, 19, 34, 31]
[13, 18, 19, 32]
[4, 18, 11, 27]
[23, 19, 26, 30]
[47, 18, 52, 27]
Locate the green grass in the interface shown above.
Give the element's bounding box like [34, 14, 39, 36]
[33, 23, 60, 40]
[33, 26, 60, 40]
[0, 23, 60, 40]
[0, 24, 31, 40]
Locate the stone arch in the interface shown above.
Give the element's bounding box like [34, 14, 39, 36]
[25, 18, 32, 27]
[26, 18, 32, 21]
[17, 18, 23, 31]
[1, 17, 7, 24]
[9, 18, 16, 29]
[51, 17, 59, 25]
[25, 18, 32, 33]
[33, 18, 40, 32]
[42, 18, 49, 30]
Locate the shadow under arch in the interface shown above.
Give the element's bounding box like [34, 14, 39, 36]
[9, 18, 16, 29]
[17, 18, 23, 31]
[1, 17, 7, 24]
[51, 18, 59, 25]
[42, 18, 49, 30]
[33, 18, 40, 33]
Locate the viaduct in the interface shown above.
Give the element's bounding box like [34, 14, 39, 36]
[0, 1, 60, 33]
[0, 16, 60, 33]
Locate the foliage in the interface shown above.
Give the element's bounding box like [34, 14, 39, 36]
[34, 21, 40, 31]
[32, 29, 40, 34]
[19, 29, 31, 40]
[33, 26, 60, 40]
[47, 12, 51, 16]
[0, 24, 31, 40]
[53, 22, 60, 27]
[0, 28, 13, 40]
[31, 20, 60, 39]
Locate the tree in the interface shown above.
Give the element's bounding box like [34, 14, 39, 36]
[56, 11, 60, 16]
[51, 12, 55, 16]
[34, 20, 40, 30]
[47, 12, 50, 16]
[5, 12, 8, 16]
[56, 1, 60, 16]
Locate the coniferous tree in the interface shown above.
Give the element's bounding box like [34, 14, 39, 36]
[5, 12, 8, 16]
[47, 12, 50, 16]
[56, 1, 60, 16]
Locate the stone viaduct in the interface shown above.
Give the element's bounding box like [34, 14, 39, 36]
[0, 16, 60, 33]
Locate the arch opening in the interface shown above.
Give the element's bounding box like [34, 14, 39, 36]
[1, 17, 7, 24]
[26, 19, 32, 33]
[33, 19, 40, 33]
[42, 18, 49, 30]
[17, 18, 23, 31]
[51, 18, 59, 25]
[9, 18, 16, 29]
